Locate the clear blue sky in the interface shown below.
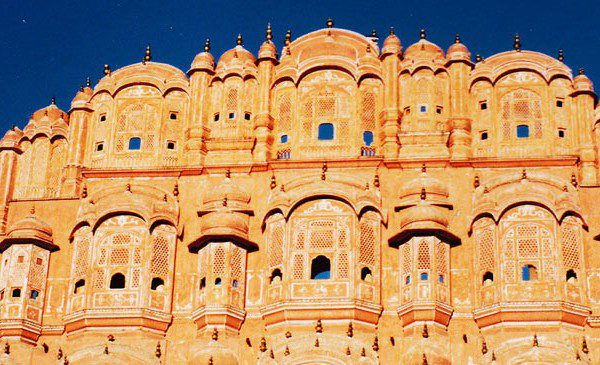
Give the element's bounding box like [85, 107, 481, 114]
[0, 0, 598, 129]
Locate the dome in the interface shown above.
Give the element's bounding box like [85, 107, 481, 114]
[1, 207, 57, 252]
[0, 127, 23, 150]
[31, 102, 68, 125]
[96, 61, 189, 93]
[404, 31, 445, 61]
[574, 69, 594, 92]
[72, 86, 93, 103]
[217, 45, 256, 67]
[381, 30, 402, 56]
[399, 202, 449, 230]
[258, 40, 277, 60]
[189, 39, 215, 74]
[446, 35, 471, 63]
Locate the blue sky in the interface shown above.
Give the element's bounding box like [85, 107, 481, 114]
[0, 0, 598, 129]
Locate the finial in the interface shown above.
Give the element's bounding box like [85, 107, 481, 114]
[314, 338, 319, 347]
[270, 174, 277, 189]
[578, 67, 584, 75]
[422, 163, 427, 173]
[246, 338, 252, 347]
[86, 76, 91, 88]
[126, 183, 131, 192]
[420, 29, 426, 39]
[80, 85, 84, 92]
[390, 26, 395, 35]
[563, 185, 568, 192]
[82, 184, 88, 198]
[346, 346, 351, 356]
[284, 345, 290, 356]
[57, 347, 63, 360]
[420, 187, 427, 201]
[533, 334, 538, 347]
[372, 336, 379, 352]
[30, 205, 35, 215]
[155, 342, 161, 358]
[347, 322, 354, 337]
[422, 323, 429, 338]
[558, 49, 564, 62]
[144, 44, 151, 62]
[474, 175, 480, 188]
[371, 29, 378, 38]
[315, 319, 323, 333]
[173, 182, 179, 197]
[361, 348, 366, 357]
[455, 34, 461, 43]
[163, 194, 168, 202]
[4, 342, 9, 354]
[269, 349, 274, 359]
[521, 168, 527, 180]
[222, 196, 228, 207]
[211, 327, 219, 341]
[204, 38, 211, 52]
[225, 168, 231, 179]
[513, 34, 521, 52]
[51, 96, 56, 105]
[103, 64, 110, 76]
[42, 343, 49, 353]
[64, 356, 69, 365]
[492, 352, 496, 361]
[208, 356, 213, 365]
[475, 54, 482, 63]
[374, 174, 380, 188]
[285, 331, 292, 338]
[285, 29, 291, 46]
[280, 184, 285, 192]
[482, 338, 488, 354]
[259, 337, 267, 352]
[266, 23, 273, 41]
[237, 33, 243, 46]
[321, 161, 327, 180]
[107, 334, 115, 342]
[582, 337, 589, 354]
[104, 344, 109, 354]
[422, 353, 428, 365]
[326, 18, 334, 28]
[366, 43, 371, 53]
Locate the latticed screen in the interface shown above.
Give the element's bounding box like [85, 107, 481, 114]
[474, 218, 496, 273]
[500, 89, 543, 140]
[359, 212, 379, 273]
[500, 205, 557, 283]
[150, 224, 176, 282]
[417, 239, 431, 270]
[360, 91, 376, 132]
[266, 214, 285, 272]
[561, 216, 583, 269]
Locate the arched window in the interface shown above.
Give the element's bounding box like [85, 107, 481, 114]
[11, 288, 21, 298]
[109, 273, 126, 289]
[361, 267, 372, 281]
[30, 290, 39, 300]
[363, 131, 374, 146]
[566, 269, 578, 283]
[317, 123, 334, 140]
[74, 279, 85, 294]
[516, 125, 530, 138]
[438, 275, 444, 283]
[270, 268, 283, 284]
[214, 277, 222, 286]
[280, 135, 288, 143]
[199, 277, 206, 290]
[482, 271, 494, 285]
[128, 137, 142, 150]
[405, 275, 411, 284]
[151, 277, 165, 291]
[310, 255, 331, 280]
[521, 265, 538, 281]
[232, 279, 238, 288]
[420, 272, 429, 281]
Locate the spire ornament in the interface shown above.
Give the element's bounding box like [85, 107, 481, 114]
[103, 64, 111, 76]
[285, 30, 291, 46]
[420, 29, 426, 39]
[558, 49, 564, 62]
[237, 34, 243, 46]
[475, 54, 482, 62]
[347, 322, 354, 337]
[86, 76, 91, 88]
[266, 23, 273, 41]
[514, 34, 521, 52]
[455, 34, 461, 43]
[326, 18, 334, 28]
[390, 26, 395, 35]
[371, 29, 378, 38]
[482, 338, 488, 354]
[582, 337, 589, 354]
[579, 67, 585, 75]
[51, 96, 56, 105]
[144, 44, 151, 62]
[315, 319, 323, 333]
[204, 38, 211, 52]
[259, 337, 267, 352]
[422, 323, 429, 338]
[533, 334, 538, 347]
[372, 336, 379, 352]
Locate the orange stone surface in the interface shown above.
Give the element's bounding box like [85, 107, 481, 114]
[0, 24, 598, 364]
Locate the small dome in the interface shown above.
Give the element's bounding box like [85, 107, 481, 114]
[217, 45, 256, 67]
[258, 40, 277, 60]
[400, 203, 449, 229]
[2, 207, 57, 252]
[446, 35, 471, 63]
[574, 69, 594, 92]
[72, 87, 93, 104]
[404, 31, 445, 61]
[10, 215, 52, 238]
[31, 103, 68, 125]
[382, 32, 402, 56]
[190, 50, 215, 74]
[0, 128, 23, 150]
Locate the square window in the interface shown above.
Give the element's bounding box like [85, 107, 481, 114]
[36, 258, 42, 265]
[128, 137, 141, 150]
[100, 114, 107, 122]
[244, 112, 251, 120]
[481, 132, 488, 140]
[318, 123, 334, 140]
[436, 106, 442, 114]
[17, 256, 24, 263]
[420, 105, 427, 113]
[280, 135, 288, 143]
[11, 288, 20, 298]
[516, 125, 530, 138]
[556, 100, 563, 107]
[96, 143, 104, 152]
[480, 102, 487, 110]
[169, 112, 177, 120]
[214, 113, 220, 122]
[558, 129, 565, 138]
[229, 112, 235, 119]
[167, 141, 176, 150]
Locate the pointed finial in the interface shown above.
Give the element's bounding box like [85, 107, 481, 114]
[266, 23, 273, 41]
[347, 322, 354, 337]
[284, 345, 290, 356]
[285, 29, 291, 46]
[82, 184, 88, 198]
[482, 338, 488, 354]
[372, 336, 379, 352]
[285, 331, 292, 338]
[326, 18, 334, 28]
[422, 353, 428, 365]
[374, 174, 380, 188]
[371, 29, 378, 37]
[173, 181, 179, 197]
[578, 67, 584, 75]
[208, 356, 213, 365]
[346, 346, 351, 356]
[225, 168, 231, 179]
[204, 38, 211, 52]
[361, 347, 366, 357]
[103, 64, 110, 76]
[514, 34, 521, 52]
[269, 349, 274, 358]
[86, 76, 91, 88]
[390, 26, 395, 35]
[314, 338, 319, 347]
[533, 334, 538, 347]
[30, 205, 35, 215]
[475, 54, 482, 63]
[420, 187, 427, 200]
[270, 174, 277, 190]
[126, 183, 131, 192]
[80, 84, 84, 92]
[474, 175, 480, 188]
[212, 327, 219, 341]
[51, 96, 56, 105]
[558, 49, 564, 62]
[104, 344, 109, 354]
[57, 347, 63, 359]
[455, 34, 461, 43]
[315, 319, 323, 333]
[420, 29, 426, 39]
[492, 352, 496, 361]
[321, 162, 327, 180]
[155, 342, 161, 358]
[4, 342, 9, 354]
[237, 33, 243, 46]
[222, 196, 228, 207]
[582, 337, 589, 354]
[422, 323, 429, 338]
[521, 168, 527, 180]
[422, 163, 427, 173]
[144, 44, 151, 62]
[259, 337, 267, 352]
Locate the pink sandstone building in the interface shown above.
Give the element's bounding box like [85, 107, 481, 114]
[0, 20, 598, 364]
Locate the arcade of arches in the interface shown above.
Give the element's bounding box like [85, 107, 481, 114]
[0, 22, 599, 364]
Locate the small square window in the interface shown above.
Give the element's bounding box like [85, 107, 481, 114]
[480, 102, 487, 110]
[558, 129, 565, 138]
[17, 256, 24, 263]
[280, 135, 288, 143]
[229, 112, 235, 119]
[436, 106, 442, 114]
[30, 290, 39, 300]
[167, 141, 176, 150]
[96, 143, 104, 152]
[244, 112, 251, 120]
[405, 107, 411, 115]
[214, 113, 220, 121]
[36, 258, 42, 265]
[481, 132, 488, 140]
[517, 125, 530, 138]
[420, 105, 427, 113]
[556, 100, 563, 108]
[128, 137, 142, 150]
[11, 288, 21, 298]
[100, 114, 107, 122]
[169, 112, 177, 120]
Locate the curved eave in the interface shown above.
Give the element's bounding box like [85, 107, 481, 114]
[187, 234, 258, 253]
[388, 228, 461, 248]
[0, 237, 59, 253]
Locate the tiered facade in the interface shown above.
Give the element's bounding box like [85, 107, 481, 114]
[0, 22, 599, 364]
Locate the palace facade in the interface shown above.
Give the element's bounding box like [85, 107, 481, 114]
[0, 21, 599, 364]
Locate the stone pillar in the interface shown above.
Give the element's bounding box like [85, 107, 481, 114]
[446, 56, 473, 160]
[64, 89, 93, 197]
[253, 39, 277, 162]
